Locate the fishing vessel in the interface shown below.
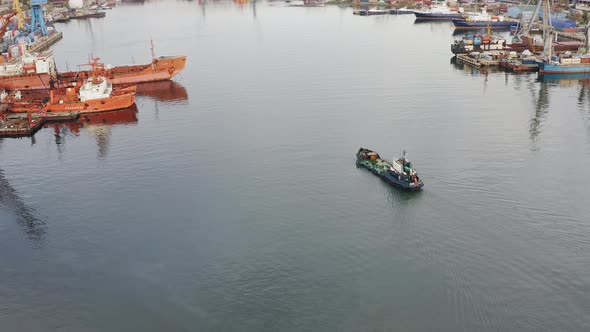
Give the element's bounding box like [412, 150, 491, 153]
[413, 2, 463, 20]
[356, 148, 424, 191]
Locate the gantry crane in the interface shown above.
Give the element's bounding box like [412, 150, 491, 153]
[12, 0, 25, 31]
[11, 0, 49, 36]
[30, 0, 48, 36]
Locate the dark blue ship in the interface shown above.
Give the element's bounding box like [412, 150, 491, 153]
[356, 148, 424, 191]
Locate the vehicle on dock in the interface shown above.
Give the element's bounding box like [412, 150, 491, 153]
[356, 148, 424, 191]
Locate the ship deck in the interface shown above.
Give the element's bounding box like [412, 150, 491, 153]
[1, 111, 80, 137]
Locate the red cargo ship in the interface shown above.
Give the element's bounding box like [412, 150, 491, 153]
[0, 46, 186, 90]
[6, 59, 136, 114]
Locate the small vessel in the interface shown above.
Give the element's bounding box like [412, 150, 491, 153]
[390, 8, 414, 15]
[356, 148, 424, 191]
[354, 8, 388, 16]
[69, 9, 106, 19]
[414, 2, 463, 20]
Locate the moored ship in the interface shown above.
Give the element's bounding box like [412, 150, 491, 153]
[6, 59, 136, 114]
[414, 3, 463, 20]
[452, 10, 515, 30]
[0, 49, 186, 91]
[59, 55, 187, 86]
[0, 50, 56, 90]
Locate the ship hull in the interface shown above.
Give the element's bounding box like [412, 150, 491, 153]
[8, 91, 136, 114]
[538, 62, 590, 74]
[452, 19, 514, 29]
[0, 56, 187, 91]
[48, 94, 135, 113]
[0, 74, 51, 90]
[414, 12, 463, 20]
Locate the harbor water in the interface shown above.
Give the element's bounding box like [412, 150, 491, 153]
[1, 1, 590, 331]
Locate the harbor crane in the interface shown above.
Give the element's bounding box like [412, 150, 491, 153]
[12, 0, 25, 30]
[11, 0, 49, 36]
[30, 0, 48, 36]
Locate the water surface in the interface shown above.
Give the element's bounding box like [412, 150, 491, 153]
[1, 1, 589, 331]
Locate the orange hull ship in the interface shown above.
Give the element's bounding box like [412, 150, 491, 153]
[46, 86, 136, 113]
[6, 59, 136, 114]
[0, 55, 186, 91]
[6, 86, 136, 114]
[59, 56, 187, 86]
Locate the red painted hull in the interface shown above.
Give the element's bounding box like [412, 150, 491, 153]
[8, 87, 136, 114]
[0, 56, 186, 91]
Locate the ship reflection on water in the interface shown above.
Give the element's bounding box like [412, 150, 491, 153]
[48, 105, 138, 159]
[135, 80, 188, 102]
[0, 167, 46, 241]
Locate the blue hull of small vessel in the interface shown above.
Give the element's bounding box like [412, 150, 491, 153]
[538, 62, 590, 74]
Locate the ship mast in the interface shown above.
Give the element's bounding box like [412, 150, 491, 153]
[514, 0, 543, 43]
[541, 0, 553, 60]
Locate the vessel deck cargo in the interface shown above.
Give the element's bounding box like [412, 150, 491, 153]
[356, 148, 424, 191]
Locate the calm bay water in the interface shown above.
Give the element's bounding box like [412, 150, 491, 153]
[1, 1, 590, 331]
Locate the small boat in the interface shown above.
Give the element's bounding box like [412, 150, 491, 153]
[98, 5, 112, 10]
[413, 2, 464, 20]
[390, 8, 414, 15]
[354, 8, 388, 16]
[356, 148, 424, 191]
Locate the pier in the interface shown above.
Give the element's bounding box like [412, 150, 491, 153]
[0, 111, 79, 137]
[27, 32, 63, 53]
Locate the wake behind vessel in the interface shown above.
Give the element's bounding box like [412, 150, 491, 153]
[356, 148, 424, 191]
